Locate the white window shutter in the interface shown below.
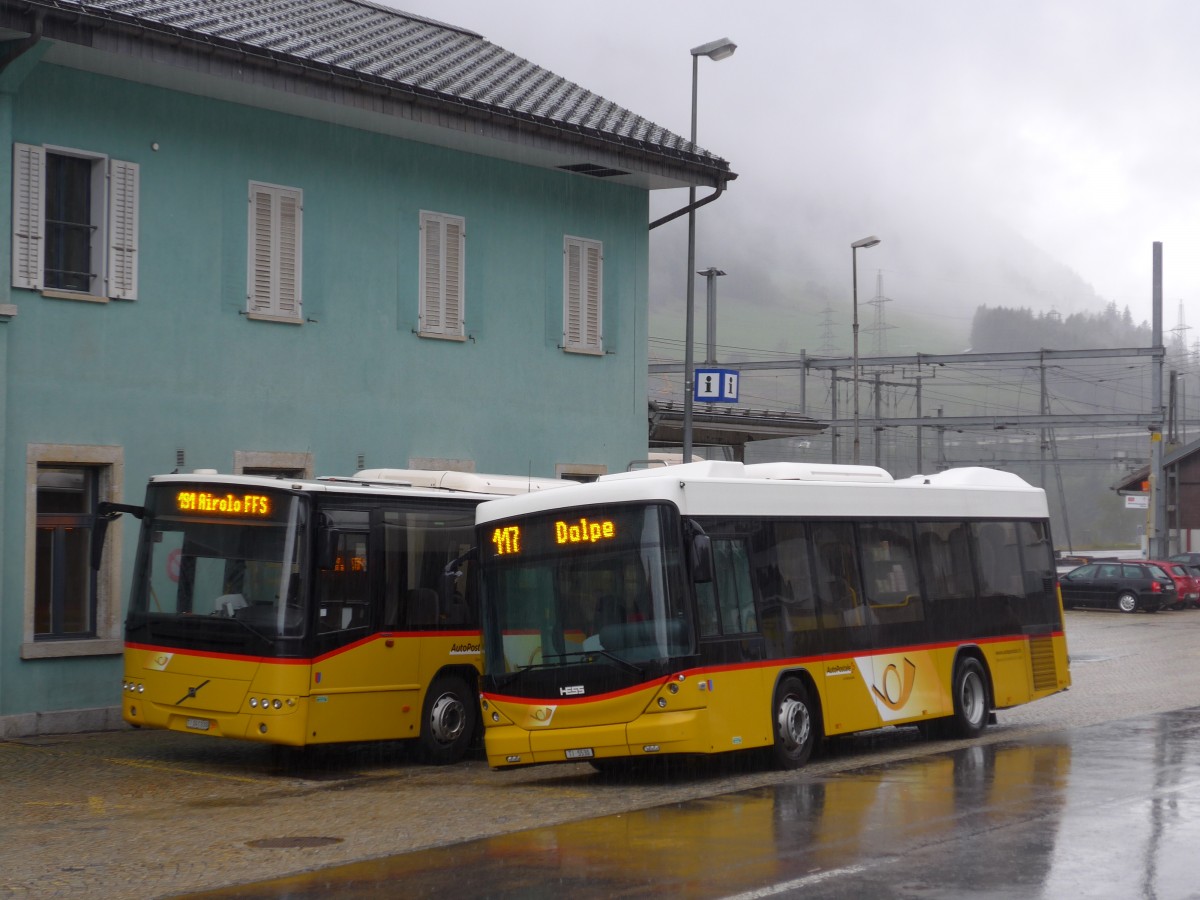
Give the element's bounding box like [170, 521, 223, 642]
[585, 242, 602, 348]
[107, 158, 139, 299]
[418, 212, 465, 337]
[249, 187, 274, 313]
[12, 142, 45, 290]
[276, 189, 301, 317]
[563, 236, 602, 353]
[420, 214, 443, 332]
[564, 241, 582, 348]
[247, 182, 302, 318]
[444, 218, 464, 335]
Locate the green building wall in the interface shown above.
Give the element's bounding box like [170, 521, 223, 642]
[0, 60, 652, 726]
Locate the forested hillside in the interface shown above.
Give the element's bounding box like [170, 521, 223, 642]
[969, 303, 1152, 352]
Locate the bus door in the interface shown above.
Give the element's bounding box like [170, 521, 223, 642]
[308, 508, 390, 742]
[810, 522, 882, 736]
[695, 534, 768, 742]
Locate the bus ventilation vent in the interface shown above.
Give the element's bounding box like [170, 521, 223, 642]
[1028, 636, 1058, 691]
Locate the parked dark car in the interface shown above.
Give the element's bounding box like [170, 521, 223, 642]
[1168, 552, 1200, 568]
[1059, 561, 1175, 613]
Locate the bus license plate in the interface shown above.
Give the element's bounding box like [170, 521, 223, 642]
[564, 748, 594, 759]
[185, 718, 211, 731]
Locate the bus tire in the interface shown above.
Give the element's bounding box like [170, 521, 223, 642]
[771, 676, 817, 769]
[416, 674, 477, 765]
[946, 657, 989, 739]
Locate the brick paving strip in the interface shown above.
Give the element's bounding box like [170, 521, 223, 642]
[3, 612, 1200, 898]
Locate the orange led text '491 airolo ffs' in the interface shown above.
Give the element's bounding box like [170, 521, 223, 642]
[555, 517, 616, 545]
[175, 491, 271, 517]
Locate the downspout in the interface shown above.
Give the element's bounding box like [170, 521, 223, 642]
[648, 181, 728, 231]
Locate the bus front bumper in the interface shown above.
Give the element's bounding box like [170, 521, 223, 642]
[484, 709, 706, 768]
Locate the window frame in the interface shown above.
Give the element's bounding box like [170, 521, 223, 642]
[562, 234, 603, 355]
[417, 210, 466, 340]
[246, 180, 303, 323]
[11, 142, 139, 301]
[22, 444, 124, 659]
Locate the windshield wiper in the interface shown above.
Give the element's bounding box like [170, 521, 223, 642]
[541, 649, 644, 676]
[214, 612, 276, 646]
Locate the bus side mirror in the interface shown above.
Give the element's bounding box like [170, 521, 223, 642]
[443, 547, 478, 596]
[91, 501, 144, 570]
[691, 533, 714, 583]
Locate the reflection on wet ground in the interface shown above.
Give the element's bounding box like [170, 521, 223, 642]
[185, 707, 1200, 899]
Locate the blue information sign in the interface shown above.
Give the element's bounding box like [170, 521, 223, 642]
[694, 368, 739, 403]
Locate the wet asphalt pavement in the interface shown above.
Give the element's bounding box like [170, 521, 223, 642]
[3, 609, 1200, 899]
[184, 711, 1200, 899]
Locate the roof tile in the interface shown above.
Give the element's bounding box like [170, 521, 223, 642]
[55, 0, 723, 165]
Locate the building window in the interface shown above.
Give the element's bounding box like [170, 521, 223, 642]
[247, 181, 303, 321]
[234, 450, 314, 479]
[418, 211, 465, 340]
[24, 444, 124, 659]
[563, 235, 603, 355]
[35, 467, 98, 637]
[11, 143, 140, 299]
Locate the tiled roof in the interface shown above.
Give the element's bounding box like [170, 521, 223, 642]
[24, 0, 725, 171]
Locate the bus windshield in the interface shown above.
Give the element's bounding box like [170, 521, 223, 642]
[126, 483, 306, 648]
[480, 502, 693, 679]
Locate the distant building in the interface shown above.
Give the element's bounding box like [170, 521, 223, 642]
[0, 0, 734, 735]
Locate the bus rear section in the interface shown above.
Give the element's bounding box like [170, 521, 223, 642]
[476, 461, 1070, 770]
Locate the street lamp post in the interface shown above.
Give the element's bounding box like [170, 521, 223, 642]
[682, 37, 736, 463]
[851, 235, 881, 465]
[698, 266, 726, 365]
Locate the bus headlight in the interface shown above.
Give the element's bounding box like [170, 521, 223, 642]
[250, 698, 258, 708]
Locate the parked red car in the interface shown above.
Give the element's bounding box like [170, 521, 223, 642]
[1144, 560, 1200, 610]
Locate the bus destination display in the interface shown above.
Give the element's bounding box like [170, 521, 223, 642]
[490, 516, 617, 556]
[175, 490, 272, 517]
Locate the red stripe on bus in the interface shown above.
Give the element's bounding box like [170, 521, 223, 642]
[481, 631, 1064, 706]
[126, 629, 484, 667]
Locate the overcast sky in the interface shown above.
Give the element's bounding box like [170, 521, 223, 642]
[384, 0, 1200, 331]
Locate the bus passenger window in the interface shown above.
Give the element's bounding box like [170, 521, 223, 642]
[812, 522, 869, 629]
[859, 521, 923, 625]
[317, 530, 369, 632]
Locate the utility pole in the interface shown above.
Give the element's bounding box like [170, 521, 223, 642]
[874, 372, 883, 468]
[1150, 242, 1167, 558]
[830, 368, 839, 464]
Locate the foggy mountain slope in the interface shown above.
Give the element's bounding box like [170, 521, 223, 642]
[647, 187, 1112, 362]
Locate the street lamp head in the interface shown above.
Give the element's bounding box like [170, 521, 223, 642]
[691, 37, 737, 61]
[851, 235, 881, 250]
[697, 267, 726, 277]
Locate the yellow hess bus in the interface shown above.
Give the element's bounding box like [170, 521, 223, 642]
[473, 461, 1071, 770]
[98, 469, 562, 762]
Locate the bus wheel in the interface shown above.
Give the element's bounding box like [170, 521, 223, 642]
[771, 676, 817, 769]
[946, 657, 989, 739]
[416, 674, 476, 765]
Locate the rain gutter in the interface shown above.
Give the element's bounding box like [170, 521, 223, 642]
[648, 181, 729, 231]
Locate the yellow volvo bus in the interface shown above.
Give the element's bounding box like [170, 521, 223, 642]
[99, 469, 562, 762]
[473, 461, 1070, 770]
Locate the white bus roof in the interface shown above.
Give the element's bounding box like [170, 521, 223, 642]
[351, 469, 568, 495]
[145, 469, 566, 501]
[475, 462, 1048, 524]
